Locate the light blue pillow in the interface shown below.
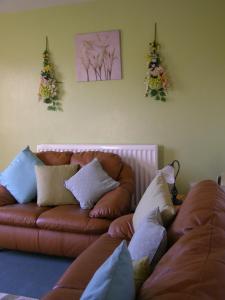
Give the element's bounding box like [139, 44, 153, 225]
[80, 240, 135, 300]
[128, 208, 167, 268]
[65, 158, 120, 209]
[0, 146, 44, 204]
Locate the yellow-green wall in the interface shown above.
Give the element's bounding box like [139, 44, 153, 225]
[0, 0, 225, 193]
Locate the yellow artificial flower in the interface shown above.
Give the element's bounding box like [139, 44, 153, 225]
[44, 65, 51, 72]
[39, 84, 51, 98]
[149, 77, 162, 90]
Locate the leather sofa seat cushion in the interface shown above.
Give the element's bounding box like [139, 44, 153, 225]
[36, 151, 73, 165]
[138, 224, 225, 300]
[36, 205, 111, 234]
[0, 203, 49, 227]
[70, 151, 122, 180]
[168, 180, 225, 245]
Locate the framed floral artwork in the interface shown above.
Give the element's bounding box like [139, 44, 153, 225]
[75, 30, 121, 82]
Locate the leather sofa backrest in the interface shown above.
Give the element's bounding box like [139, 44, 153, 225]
[139, 223, 225, 300]
[36, 151, 73, 165]
[70, 151, 123, 180]
[36, 151, 123, 181]
[0, 151, 134, 219]
[168, 180, 225, 245]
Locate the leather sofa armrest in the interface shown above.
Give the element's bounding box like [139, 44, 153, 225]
[89, 163, 135, 219]
[0, 185, 16, 206]
[167, 180, 225, 246]
[89, 187, 131, 219]
[108, 214, 134, 240]
[54, 233, 122, 291]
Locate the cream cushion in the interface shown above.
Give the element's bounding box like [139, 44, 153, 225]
[133, 174, 175, 229]
[220, 172, 225, 186]
[35, 164, 78, 206]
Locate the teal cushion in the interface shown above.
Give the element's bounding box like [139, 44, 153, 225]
[0, 146, 44, 204]
[80, 240, 135, 300]
[65, 158, 119, 209]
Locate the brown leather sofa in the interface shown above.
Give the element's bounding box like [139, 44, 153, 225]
[42, 180, 225, 300]
[0, 151, 134, 257]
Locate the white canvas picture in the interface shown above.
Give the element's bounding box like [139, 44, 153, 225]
[75, 30, 121, 82]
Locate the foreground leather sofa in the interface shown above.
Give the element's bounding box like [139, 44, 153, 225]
[43, 180, 225, 299]
[0, 151, 134, 257]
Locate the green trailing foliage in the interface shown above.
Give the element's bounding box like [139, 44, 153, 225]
[38, 38, 62, 111]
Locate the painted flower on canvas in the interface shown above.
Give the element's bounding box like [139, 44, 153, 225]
[75, 30, 121, 82]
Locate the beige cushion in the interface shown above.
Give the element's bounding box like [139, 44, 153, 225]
[35, 164, 78, 206]
[133, 174, 175, 229]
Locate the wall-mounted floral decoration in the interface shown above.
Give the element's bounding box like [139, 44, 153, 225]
[145, 24, 169, 101]
[38, 37, 62, 111]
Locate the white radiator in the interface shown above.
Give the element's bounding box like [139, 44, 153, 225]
[37, 144, 158, 207]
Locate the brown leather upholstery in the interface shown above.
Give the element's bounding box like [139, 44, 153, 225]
[37, 151, 134, 220]
[168, 180, 225, 245]
[118, 162, 135, 195]
[42, 288, 82, 300]
[0, 203, 49, 227]
[89, 187, 131, 219]
[139, 224, 225, 300]
[37, 205, 111, 234]
[56, 234, 122, 290]
[89, 163, 135, 219]
[0, 150, 134, 258]
[38, 230, 99, 257]
[70, 151, 122, 180]
[0, 224, 99, 257]
[43, 234, 122, 300]
[36, 151, 73, 165]
[42, 180, 225, 300]
[139, 180, 225, 299]
[108, 213, 134, 239]
[0, 225, 41, 253]
[0, 185, 16, 206]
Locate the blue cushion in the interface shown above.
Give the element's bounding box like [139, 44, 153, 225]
[0, 146, 44, 204]
[80, 241, 135, 300]
[65, 158, 119, 209]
